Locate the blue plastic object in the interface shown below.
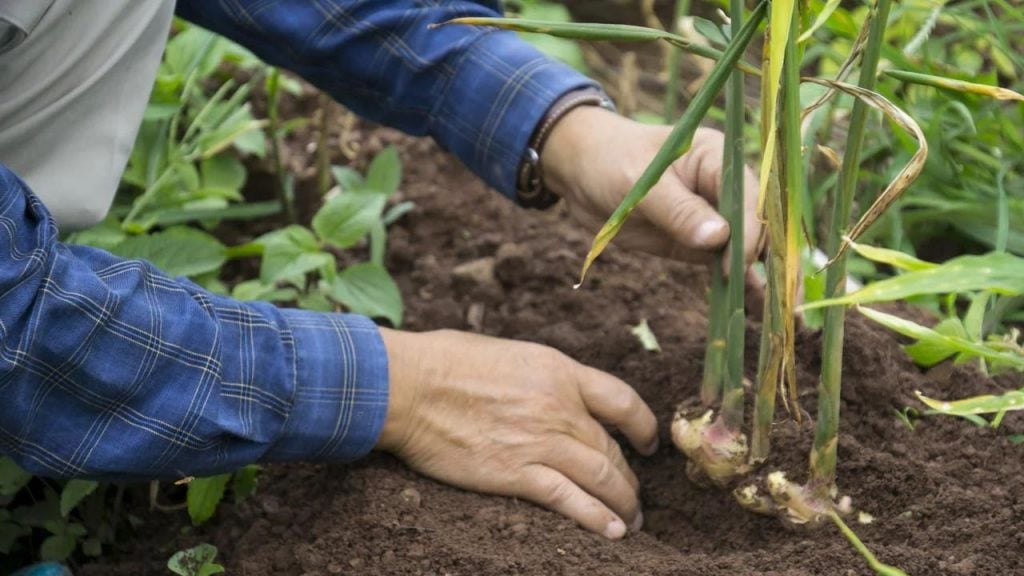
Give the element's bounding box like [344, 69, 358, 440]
[10, 562, 73, 576]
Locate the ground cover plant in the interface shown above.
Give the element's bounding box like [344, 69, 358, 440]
[0, 19, 409, 572]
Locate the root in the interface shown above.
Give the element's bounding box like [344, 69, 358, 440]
[671, 409, 750, 488]
[734, 471, 852, 529]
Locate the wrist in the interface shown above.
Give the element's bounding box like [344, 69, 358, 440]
[516, 87, 615, 208]
[540, 105, 623, 199]
[376, 328, 422, 453]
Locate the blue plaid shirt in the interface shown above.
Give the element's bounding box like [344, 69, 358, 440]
[0, 0, 594, 480]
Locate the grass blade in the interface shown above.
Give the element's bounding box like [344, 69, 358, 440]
[572, 0, 768, 285]
[918, 389, 1024, 417]
[664, 0, 693, 121]
[434, 17, 760, 75]
[803, 252, 1024, 309]
[754, 0, 797, 220]
[804, 78, 928, 269]
[830, 512, 909, 576]
[883, 69, 1024, 101]
[857, 306, 1024, 369]
[798, 0, 843, 43]
[843, 237, 936, 272]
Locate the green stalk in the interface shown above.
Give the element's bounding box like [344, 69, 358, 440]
[810, 0, 893, 491]
[663, 0, 693, 122]
[224, 241, 264, 260]
[831, 513, 909, 576]
[750, 245, 783, 461]
[719, 0, 747, 433]
[267, 69, 296, 224]
[780, 0, 804, 417]
[701, 270, 727, 406]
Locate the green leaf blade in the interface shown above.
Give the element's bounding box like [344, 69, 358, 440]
[365, 146, 402, 196]
[186, 474, 232, 526]
[329, 263, 403, 327]
[60, 479, 98, 517]
[312, 191, 387, 249]
[108, 227, 227, 278]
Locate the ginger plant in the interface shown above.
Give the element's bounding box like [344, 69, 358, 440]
[438, 1, 964, 573]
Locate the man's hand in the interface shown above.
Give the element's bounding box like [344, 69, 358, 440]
[376, 329, 658, 540]
[541, 106, 762, 272]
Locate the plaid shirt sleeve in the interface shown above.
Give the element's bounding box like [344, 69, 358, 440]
[0, 165, 388, 480]
[175, 0, 599, 199]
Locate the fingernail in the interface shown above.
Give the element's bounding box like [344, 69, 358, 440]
[630, 510, 644, 533]
[604, 517, 627, 540]
[696, 220, 727, 246]
[644, 437, 659, 456]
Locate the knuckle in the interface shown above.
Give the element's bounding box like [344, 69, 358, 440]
[539, 477, 575, 509]
[593, 457, 617, 489]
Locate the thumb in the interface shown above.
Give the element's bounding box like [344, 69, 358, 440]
[643, 184, 730, 254]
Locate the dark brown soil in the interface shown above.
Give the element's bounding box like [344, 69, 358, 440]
[79, 127, 1024, 576]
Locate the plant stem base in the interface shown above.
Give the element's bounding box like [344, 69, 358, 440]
[671, 409, 750, 488]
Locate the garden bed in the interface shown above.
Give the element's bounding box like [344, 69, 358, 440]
[82, 130, 1024, 576]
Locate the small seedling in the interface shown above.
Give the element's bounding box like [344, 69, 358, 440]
[168, 543, 225, 576]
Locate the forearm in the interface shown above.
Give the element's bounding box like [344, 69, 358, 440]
[0, 166, 388, 480]
[175, 0, 597, 197]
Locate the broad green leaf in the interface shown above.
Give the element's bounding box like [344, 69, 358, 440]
[917, 389, 1024, 417]
[144, 102, 180, 122]
[630, 319, 662, 353]
[0, 457, 32, 496]
[187, 474, 231, 526]
[365, 146, 402, 196]
[382, 201, 416, 226]
[232, 465, 260, 502]
[329, 263, 403, 326]
[331, 166, 364, 192]
[174, 161, 201, 192]
[312, 191, 387, 249]
[231, 280, 298, 303]
[232, 126, 266, 158]
[162, 26, 221, 80]
[67, 215, 128, 250]
[13, 493, 61, 528]
[82, 536, 103, 557]
[803, 252, 1024, 309]
[168, 543, 226, 576]
[200, 154, 246, 192]
[846, 238, 936, 272]
[109, 227, 227, 278]
[60, 480, 98, 517]
[258, 225, 334, 284]
[296, 291, 335, 312]
[857, 307, 1024, 369]
[574, 0, 768, 284]
[0, 520, 30, 554]
[40, 534, 77, 562]
[515, 1, 588, 71]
